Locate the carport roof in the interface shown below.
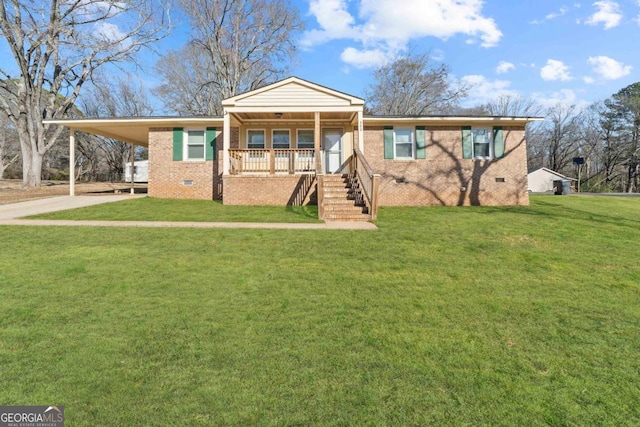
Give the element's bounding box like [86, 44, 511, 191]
[43, 116, 224, 147]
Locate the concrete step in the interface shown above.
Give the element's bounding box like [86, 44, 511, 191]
[321, 174, 370, 222]
[324, 187, 351, 194]
[323, 191, 355, 198]
[324, 205, 367, 213]
[324, 213, 372, 221]
[324, 198, 361, 205]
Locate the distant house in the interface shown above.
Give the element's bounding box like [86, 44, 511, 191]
[46, 77, 542, 220]
[124, 160, 149, 183]
[527, 167, 576, 193]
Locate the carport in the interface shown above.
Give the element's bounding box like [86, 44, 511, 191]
[42, 117, 219, 196]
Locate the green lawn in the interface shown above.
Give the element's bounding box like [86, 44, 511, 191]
[28, 197, 321, 223]
[1, 195, 639, 426]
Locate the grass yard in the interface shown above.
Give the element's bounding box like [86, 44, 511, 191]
[1, 195, 639, 425]
[28, 197, 321, 223]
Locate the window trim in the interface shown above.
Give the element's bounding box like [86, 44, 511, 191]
[271, 129, 291, 150]
[183, 128, 206, 161]
[471, 127, 493, 160]
[393, 127, 415, 160]
[246, 129, 266, 150]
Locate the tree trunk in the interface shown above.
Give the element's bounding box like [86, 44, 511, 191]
[20, 140, 43, 187]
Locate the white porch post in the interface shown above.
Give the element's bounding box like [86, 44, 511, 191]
[223, 109, 231, 175]
[357, 110, 364, 152]
[69, 129, 75, 196]
[314, 112, 321, 173]
[130, 143, 135, 194]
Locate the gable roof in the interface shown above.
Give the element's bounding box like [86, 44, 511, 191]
[221, 77, 365, 108]
[528, 167, 577, 181]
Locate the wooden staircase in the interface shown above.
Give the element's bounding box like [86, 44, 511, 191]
[321, 174, 371, 221]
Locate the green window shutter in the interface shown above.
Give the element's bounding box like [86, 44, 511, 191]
[462, 126, 472, 159]
[493, 126, 504, 159]
[415, 126, 426, 159]
[206, 127, 217, 160]
[172, 128, 183, 161]
[384, 126, 394, 159]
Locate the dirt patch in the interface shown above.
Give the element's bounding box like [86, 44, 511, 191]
[0, 180, 147, 205]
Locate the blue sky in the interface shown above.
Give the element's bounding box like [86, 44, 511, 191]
[1, 0, 638, 112]
[282, 0, 639, 109]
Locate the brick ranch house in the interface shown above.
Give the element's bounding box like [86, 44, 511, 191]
[46, 77, 541, 220]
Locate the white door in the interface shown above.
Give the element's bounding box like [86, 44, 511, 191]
[323, 129, 342, 174]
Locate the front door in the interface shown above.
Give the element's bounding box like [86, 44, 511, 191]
[323, 129, 342, 174]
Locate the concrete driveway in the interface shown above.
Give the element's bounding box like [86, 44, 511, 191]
[0, 195, 143, 220]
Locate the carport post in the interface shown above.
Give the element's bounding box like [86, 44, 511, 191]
[69, 129, 75, 196]
[130, 143, 135, 194]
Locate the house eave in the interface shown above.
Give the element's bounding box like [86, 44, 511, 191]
[363, 116, 544, 125]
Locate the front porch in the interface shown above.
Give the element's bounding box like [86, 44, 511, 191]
[223, 146, 379, 220]
[218, 77, 378, 219]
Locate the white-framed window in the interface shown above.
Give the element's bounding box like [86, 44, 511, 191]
[247, 129, 265, 149]
[472, 128, 492, 159]
[272, 129, 290, 149]
[394, 128, 414, 159]
[184, 129, 205, 160]
[296, 129, 315, 149]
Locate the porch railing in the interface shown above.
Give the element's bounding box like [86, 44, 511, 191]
[347, 148, 380, 220]
[229, 149, 316, 175]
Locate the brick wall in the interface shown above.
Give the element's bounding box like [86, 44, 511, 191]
[148, 127, 238, 200]
[149, 124, 528, 207]
[223, 174, 317, 205]
[364, 126, 529, 206]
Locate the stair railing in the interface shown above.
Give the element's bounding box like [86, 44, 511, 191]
[350, 148, 380, 220]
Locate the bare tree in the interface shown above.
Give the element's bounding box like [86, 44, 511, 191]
[0, 112, 19, 178]
[155, 0, 303, 115]
[538, 104, 583, 173]
[365, 53, 468, 116]
[578, 101, 627, 191]
[0, 0, 169, 187]
[609, 82, 640, 192]
[80, 74, 154, 180]
[482, 95, 544, 118]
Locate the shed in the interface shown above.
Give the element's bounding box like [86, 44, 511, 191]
[124, 160, 149, 183]
[527, 167, 576, 193]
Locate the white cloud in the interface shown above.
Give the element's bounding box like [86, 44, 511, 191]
[460, 75, 518, 106]
[583, 76, 596, 84]
[588, 55, 632, 79]
[496, 61, 515, 74]
[302, 0, 358, 47]
[532, 89, 589, 109]
[94, 22, 125, 42]
[340, 47, 388, 69]
[585, 1, 622, 29]
[540, 59, 572, 81]
[546, 7, 569, 20]
[302, 0, 502, 67]
[531, 6, 569, 24]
